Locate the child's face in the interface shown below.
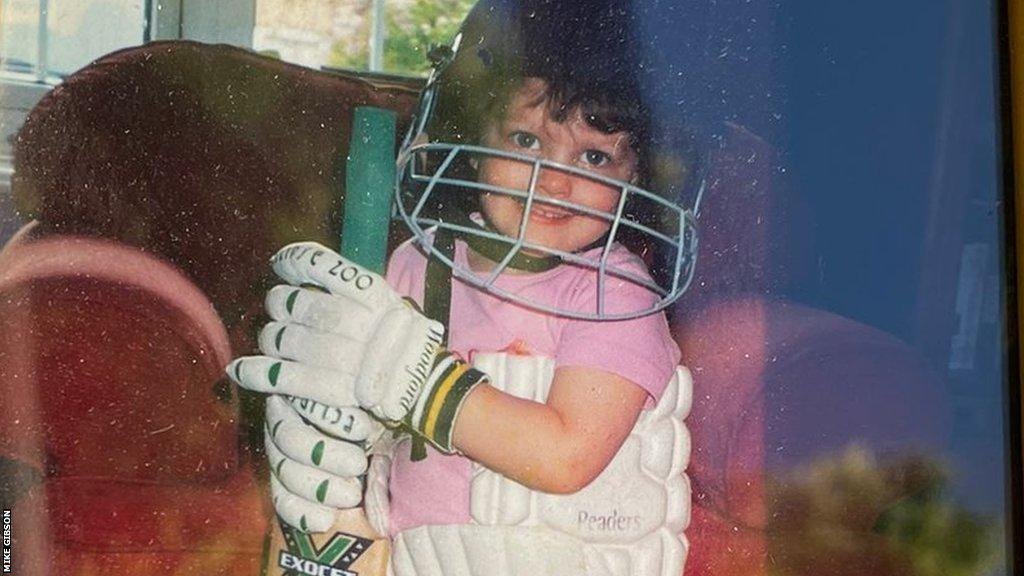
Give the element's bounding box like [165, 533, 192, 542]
[476, 78, 639, 258]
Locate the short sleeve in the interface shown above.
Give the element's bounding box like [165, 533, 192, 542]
[385, 238, 428, 305]
[555, 250, 681, 402]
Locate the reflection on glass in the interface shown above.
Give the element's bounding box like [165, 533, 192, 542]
[0, 0, 1015, 574]
[768, 446, 998, 576]
[653, 1, 1009, 574]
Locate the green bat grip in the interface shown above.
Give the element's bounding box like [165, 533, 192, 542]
[340, 107, 397, 273]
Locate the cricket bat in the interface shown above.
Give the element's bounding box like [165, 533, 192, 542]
[264, 106, 397, 576]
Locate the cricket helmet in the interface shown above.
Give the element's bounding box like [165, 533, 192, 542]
[395, 0, 701, 320]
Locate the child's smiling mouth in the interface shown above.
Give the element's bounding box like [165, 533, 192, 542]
[529, 207, 571, 222]
[520, 200, 573, 223]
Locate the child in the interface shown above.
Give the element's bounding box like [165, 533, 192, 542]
[230, 0, 697, 574]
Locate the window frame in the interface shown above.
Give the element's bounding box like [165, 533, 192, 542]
[1005, 0, 1023, 571]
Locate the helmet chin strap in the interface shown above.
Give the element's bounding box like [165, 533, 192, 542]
[460, 232, 560, 273]
[454, 211, 610, 274]
[455, 210, 561, 273]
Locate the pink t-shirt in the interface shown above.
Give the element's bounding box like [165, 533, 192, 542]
[384, 236, 681, 535]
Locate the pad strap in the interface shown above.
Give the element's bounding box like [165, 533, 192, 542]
[424, 228, 456, 344]
[414, 228, 458, 460]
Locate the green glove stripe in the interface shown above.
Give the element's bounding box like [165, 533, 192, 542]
[275, 326, 287, 351]
[275, 458, 286, 478]
[233, 360, 243, 381]
[269, 362, 282, 387]
[408, 358, 487, 457]
[432, 368, 487, 450]
[316, 479, 329, 504]
[416, 358, 459, 431]
[300, 515, 309, 533]
[271, 419, 284, 439]
[286, 289, 300, 314]
[311, 440, 325, 465]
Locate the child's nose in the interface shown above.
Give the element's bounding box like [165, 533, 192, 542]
[536, 167, 572, 199]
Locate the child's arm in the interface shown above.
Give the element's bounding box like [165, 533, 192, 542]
[452, 365, 648, 494]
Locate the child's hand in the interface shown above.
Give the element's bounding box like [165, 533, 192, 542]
[226, 242, 483, 455]
[227, 241, 443, 415]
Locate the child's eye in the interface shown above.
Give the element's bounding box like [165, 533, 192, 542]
[510, 131, 540, 150]
[582, 150, 611, 167]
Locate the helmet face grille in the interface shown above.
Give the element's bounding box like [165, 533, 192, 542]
[395, 141, 699, 321]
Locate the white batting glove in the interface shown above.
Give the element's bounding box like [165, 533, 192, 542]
[285, 394, 382, 443]
[226, 242, 487, 456]
[264, 395, 368, 532]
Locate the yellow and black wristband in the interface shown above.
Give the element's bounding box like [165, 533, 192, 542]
[407, 350, 487, 461]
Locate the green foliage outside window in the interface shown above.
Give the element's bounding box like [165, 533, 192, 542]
[329, 0, 475, 75]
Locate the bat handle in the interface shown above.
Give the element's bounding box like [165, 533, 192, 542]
[341, 106, 397, 273]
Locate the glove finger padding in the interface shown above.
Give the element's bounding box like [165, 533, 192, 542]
[265, 427, 363, 510]
[227, 355, 358, 408]
[288, 395, 381, 442]
[262, 241, 474, 456]
[266, 395, 369, 477]
[265, 285, 381, 337]
[271, 243, 397, 308]
[258, 320, 365, 373]
[270, 473, 337, 533]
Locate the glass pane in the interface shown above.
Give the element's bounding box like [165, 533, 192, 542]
[46, 0, 146, 76]
[0, 0, 40, 74]
[0, 0, 145, 78]
[375, 0, 474, 74]
[647, 1, 1010, 573]
[253, 0, 364, 69]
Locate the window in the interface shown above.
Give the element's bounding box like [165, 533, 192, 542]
[253, 0, 474, 76]
[0, 0, 147, 82]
